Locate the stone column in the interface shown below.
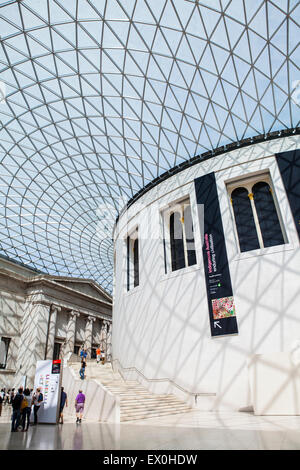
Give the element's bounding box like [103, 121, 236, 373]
[15, 299, 51, 388]
[63, 310, 80, 357]
[84, 315, 96, 359]
[45, 305, 61, 360]
[100, 320, 107, 353]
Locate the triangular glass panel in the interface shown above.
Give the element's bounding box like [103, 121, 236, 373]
[152, 28, 172, 56]
[175, 34, 196, 64]
[20, 3, 47, 29]
[200, 6, 223, 38]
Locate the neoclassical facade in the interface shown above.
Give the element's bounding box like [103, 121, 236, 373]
[0, 255, 112, 388]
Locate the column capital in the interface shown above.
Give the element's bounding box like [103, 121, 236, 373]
[50, 304, 61, 314]
[86, 315, 96, 323]
[69, 310, 80, 318]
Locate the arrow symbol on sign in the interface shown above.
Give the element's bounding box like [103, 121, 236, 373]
[214, 321, 222, 329]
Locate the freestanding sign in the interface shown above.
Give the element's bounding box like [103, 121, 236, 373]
[32, 359, 62, 424]
[195, 172, 238, 337]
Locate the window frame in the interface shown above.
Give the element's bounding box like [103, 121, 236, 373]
[0, 337, 11, 370]
[161, 196, 197, 275]
[125, 226, 139, 292]
[227, 170, 288, 253]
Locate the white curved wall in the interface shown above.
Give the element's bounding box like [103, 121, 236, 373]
[113, 135, 300, 411]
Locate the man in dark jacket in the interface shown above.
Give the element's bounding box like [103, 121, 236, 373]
[11, 387, 24, 432]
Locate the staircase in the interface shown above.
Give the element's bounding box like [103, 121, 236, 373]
[68, 361, 192, 422]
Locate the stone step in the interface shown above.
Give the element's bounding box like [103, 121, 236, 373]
[120, 403, 189, 411]
[121, 405, 191, 414]
[92, 381, 142, 386]
[103, 388, 153, 394]
[120, 398, 190, 406]
[69, 362, 192, 422]
[119, 398, 186, 405]
[119, 396, 183, 403]
[120, 409, 192, 421]
[105, 392, 174, 398]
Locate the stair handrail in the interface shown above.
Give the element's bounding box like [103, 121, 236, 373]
[112, 358, 216, 404]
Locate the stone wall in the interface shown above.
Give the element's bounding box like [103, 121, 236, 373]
[0, 257, 112, 389]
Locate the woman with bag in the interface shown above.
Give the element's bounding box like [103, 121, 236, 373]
[21, 388, 32, 432]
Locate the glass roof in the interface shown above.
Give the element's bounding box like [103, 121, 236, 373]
[0, 0, 299, 293]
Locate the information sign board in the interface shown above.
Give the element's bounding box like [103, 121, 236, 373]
[32, 359, 62, 424]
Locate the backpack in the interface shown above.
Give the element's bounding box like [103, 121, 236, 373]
[20, 396, 28, 410]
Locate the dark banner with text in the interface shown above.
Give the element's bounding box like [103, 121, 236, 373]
[276, 149, 300, 241]
[194, 172, 238, 337]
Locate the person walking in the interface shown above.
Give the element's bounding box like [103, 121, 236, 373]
[11, 387, 24, 432]
[32, 387, 43, 425]
[20, 388, 32, 432]
[80, 347, 87, 361]
[58, 387, 68, 424]
[0, 391, 3, 417]
[79, 359, 86, 380]
[75, 390, 85, 424]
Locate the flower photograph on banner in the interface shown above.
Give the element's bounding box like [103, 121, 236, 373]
[212, 297, 236, 320]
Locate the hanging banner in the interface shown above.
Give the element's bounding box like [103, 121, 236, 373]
[275, 149, 300, 241]
[194, 172, 238, 337]
[31, 359, 62, 424]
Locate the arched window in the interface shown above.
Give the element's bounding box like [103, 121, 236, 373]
[167, 198, 197, 272]
[170, 211, 185, 271]
[229, 173, 286, 253]
[252, 181, 285, 248]
[231, 187, 260, 252]
[126, 228, 139, 290]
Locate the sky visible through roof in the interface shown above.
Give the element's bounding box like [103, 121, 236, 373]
[0, 0, 299, 293]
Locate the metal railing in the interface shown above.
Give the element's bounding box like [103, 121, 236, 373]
[112, 358, 216, 405]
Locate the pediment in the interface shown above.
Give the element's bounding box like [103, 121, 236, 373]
[51, 278, 112, 304]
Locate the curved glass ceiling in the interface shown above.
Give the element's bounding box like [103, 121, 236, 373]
[0, 0, 299, 293]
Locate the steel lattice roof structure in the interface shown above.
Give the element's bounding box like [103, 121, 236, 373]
[0, 0, 299, 293]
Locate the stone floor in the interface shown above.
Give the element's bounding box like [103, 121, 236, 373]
[1, 406, 300, 450]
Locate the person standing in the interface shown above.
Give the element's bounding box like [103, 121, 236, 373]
[11, 387, 24, 432]
[10, 388, 15, 404]
[2, 388, 7, 405]
[96, 346, 101, 364]
[75, 390, 85, 423]
[20, 388, 32, 432]
[101, 350, 106, 365]
[32, 387, 43, 425]
[58, 387, 68, 424]
[0, 392, 3, 417]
